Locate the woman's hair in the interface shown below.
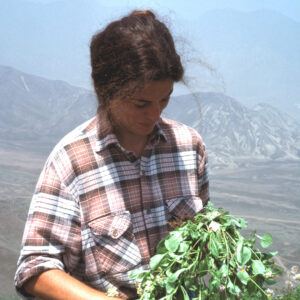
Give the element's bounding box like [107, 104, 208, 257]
[90, 10, 184, 106]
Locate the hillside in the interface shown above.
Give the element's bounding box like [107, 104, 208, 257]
[2, 66, 300, 168]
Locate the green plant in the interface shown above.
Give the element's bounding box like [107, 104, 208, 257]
[130, 203, 281, 300]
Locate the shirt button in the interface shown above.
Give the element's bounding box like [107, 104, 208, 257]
[111, 229, 118, 238]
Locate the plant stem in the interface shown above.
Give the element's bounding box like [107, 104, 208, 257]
[248, 277, 268, 298]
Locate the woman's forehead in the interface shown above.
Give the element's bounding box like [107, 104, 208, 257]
[132, 80, 174, 101]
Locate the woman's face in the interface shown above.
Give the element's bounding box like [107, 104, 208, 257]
[108, 80, 174, 142]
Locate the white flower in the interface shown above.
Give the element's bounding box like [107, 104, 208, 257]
[219, 285, 226, 292]
[106, 286, 119, 297]
[208, 221, 221, 232]
[265, 271, 273, 278]
[285, 280, 294, 288]
[266, 288, 274, 296]
[293, 273, 300, 281]
[290, 265, 299, 275]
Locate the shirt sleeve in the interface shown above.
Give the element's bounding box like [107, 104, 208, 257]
[14, 157, 81, 297]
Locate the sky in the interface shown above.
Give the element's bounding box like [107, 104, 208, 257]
[28, 0, 300, 23]
[3, 0, 298, 113]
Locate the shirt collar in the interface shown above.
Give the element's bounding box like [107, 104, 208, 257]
[94, 107, 168, 153]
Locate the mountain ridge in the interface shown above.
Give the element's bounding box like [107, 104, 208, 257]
[1, 65, 300, 168]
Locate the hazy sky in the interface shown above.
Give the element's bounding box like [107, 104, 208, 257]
[27, 0, 300, 22]
[6, 0, 298, 111]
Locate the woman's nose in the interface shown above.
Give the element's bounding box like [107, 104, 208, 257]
[147, 103, 161, 122]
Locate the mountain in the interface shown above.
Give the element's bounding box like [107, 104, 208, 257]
[0, 65, 97, 152]
[1, 65, 300, 167]
[164, 92, 300, 168]
[185, 9, 300, 121]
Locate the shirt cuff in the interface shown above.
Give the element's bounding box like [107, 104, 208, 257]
[15, 256, 65, 298]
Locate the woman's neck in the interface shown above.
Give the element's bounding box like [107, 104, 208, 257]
[115, 129, 148, 157]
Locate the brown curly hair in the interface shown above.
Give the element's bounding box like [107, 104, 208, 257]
[90, 10, 184, 106]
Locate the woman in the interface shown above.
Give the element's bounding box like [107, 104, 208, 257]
[14, 10, 209, 299]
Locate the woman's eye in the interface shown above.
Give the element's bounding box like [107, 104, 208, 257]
[132, 98, 170, 109]
[134, 101, 149, 108]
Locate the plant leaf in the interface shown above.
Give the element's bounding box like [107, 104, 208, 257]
[269, 251, 278, 257]
[241, 246, 252, 265]
[227, 278, 241, 295]
[150, 253, 165, 270]
[164, 233, 182, 252]
[252, 260, 266, 275]
[237, 269, 250, 285]
[236, 239, 251, 266]
[128, 268, 147, 280]
[260, 233, 273, 248]
[219, 264, 229, 277]
[178, 241, 190, 253]
[180, 285, 190, 300]
[167, 268, 187, 283]
[208, 235, 221, 257]
[166, 281, 176, 294]
[236, 239, 243, 264]
[205, 210, 221, 221]
[230, 218, 247, 229]
[237, 218, 247, 229]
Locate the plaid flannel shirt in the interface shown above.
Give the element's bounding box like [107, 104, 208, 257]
[15, 109, 209, 299]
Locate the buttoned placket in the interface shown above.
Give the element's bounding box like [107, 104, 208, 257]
[112, 131, 166, 259]
[114, 142, 154, 259]
[138, 148, 153, 259]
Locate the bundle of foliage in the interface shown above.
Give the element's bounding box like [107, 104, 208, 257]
[130, 203, 281, 300]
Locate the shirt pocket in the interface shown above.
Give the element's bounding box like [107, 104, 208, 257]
[165, 195, 204, 222]
[88, 211, 142, 274]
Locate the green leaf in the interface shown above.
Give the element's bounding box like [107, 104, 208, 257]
[227, 278, 241, 295]
[229, 258, 237, 268]
[198, 258, 208, 277]
[166, 281, 176, 294]
[166, 268, 186, 283]
[205, 210, 221, 221]
[237, 269, 250, 285]
[156, 239, 167, 253]
[260, 233, 273, 248]
[128, 268, 147, 280]
[180, 285, 190, 300]
[208, 235, 220, 257]
[196, 222, 204, 229]
[236, 239, 251, 266]
[219, 264, 229, 277]
[178, 241, 190, 253]
[164, 234, 181, 252]
[237, 218, 247, 228]
[236, 239, 243, 264]
[252, 260, 266, 275]
[241, 246, 252, 265]
[149, 254, 165, 270]
[230, 217, 247, 229]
